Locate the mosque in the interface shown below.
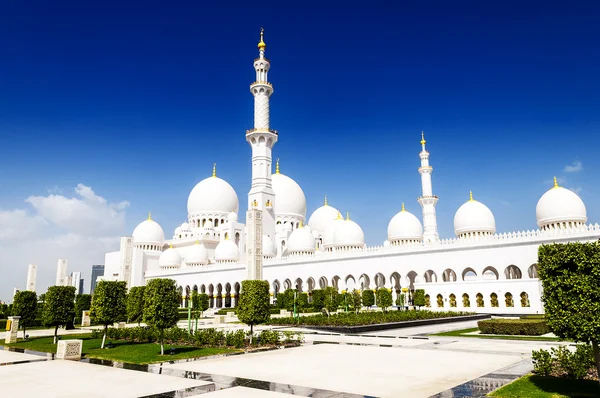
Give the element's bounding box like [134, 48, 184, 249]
[102, 30, 600, 314]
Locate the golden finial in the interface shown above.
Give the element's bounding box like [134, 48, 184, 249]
[212, 162, 217, 178]
[469, 191, 474, 201]
[195, 240, 199, 245]
[324, 195, 328, 206]
[346, 212, 350, 220]
[553, 176, 559, 188]
[336, 211, 343, 220]
[258, 27, 266, 50]
[421, 131, 426, 146]
[169, 243, 173, 249]
[401, 202, 405, 212]
[148, 211, 152, 220]
[299, 220, 303, 228]
[275, 158, 280, 174]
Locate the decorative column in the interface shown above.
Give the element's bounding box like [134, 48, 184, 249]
[5, 316, 20, 343]
[246, 208, 263, 280]
[417, 131, 440, 243]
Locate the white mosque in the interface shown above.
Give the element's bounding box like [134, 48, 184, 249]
[102, 30, 600, 314]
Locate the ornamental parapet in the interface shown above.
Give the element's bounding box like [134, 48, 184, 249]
[250, 81, 273, 89]
[246, 128, 278, 135]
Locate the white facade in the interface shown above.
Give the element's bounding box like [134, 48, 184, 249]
[103, 30, 599, 314]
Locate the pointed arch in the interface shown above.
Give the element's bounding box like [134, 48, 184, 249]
[424, 270, 437, 283]
[462, 268, 477, 281]
[482, 266, 499, 280]
[528, 264, 539, 278]
[504, 265, 522, 280]
[442, 268, 457, 282]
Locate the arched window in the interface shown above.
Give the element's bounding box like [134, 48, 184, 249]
[476, 293, 484, 307]
[504, 265, 522, 280]
[528, 264, 539, 278]
[482, 266, 499, 280]
[505, 292, 514, 307]
[490, 293, 499, 307]
[436, 294, 444, 307]
[462, 293, 470, 307]
[449, 294, 457, 307]
[462, 268, 477, 281]
[520, 292, 530, 307]
[442, 269, 457, 282]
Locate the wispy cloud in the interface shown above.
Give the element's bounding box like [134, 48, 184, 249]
[570, 187, 583, 194]
[564, 160, 583, 173]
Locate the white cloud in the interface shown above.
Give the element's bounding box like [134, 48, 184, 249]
[0, 185, 128, 300]
[570, 187, 583, 194]
[564, 161, 583, 173]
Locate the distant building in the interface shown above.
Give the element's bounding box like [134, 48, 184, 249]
[79, 279, 85, 295]
[55, 258, 68, 286]
[26, 264, 37, 292]
[90, 265, 104, 294]
[70, 271, 82, 295]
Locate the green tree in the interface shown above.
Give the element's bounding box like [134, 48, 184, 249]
[351, 289, 362, 313]
[12, 291, 37, 339]
[413, 289, 426, 308]
[74, 294, 92, 324]
[538, 241, 600, 383]
[396, 292, 405, 308]
[191, 291, 209, 332]
[237, 280, 270, 344]
[91, 281, 127, 349]
[42, 286, 76, 344]
[311, 289, 325, 310]
[126, 286, 146, 325]
[143, 278, 180, 355]
[362, 290, 375, 307]
[376, 288, 393, 312]
[322, 286, 339, 314]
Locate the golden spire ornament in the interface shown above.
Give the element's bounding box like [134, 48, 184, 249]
[346, 212, 350, 220]
[275, 158, 280, 174]
[469, 191, 474, 201]
[553, 176, 559, 188]
[324, 195, 328, 206]
[401, 202, 405, 212]
[258, 27, 266, 50]
[421, 130, 426, 146]
[148, 212, 152, 220]
[212, 162, 217, 178]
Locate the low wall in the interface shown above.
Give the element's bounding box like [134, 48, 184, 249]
[304, 314, 491, 334]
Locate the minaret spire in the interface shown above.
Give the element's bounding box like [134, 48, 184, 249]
[246, 28, 278, 242]
[417, 131, 440, 243]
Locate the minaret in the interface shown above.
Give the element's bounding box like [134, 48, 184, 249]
[417, 131, 440, 243]
[246, 28, 277, 240]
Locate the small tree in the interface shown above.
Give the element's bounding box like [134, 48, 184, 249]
[351, 289, 362, 313]
[237, 280, 270, 344]
[362, 290, 375, 307]
[42, 286, 76, 344]
[126, 286, 146, 325]
[413, 289, 426, 309]
[322, 286, 339, 314]
[539, 241, 600, 383]
[376, 289, 393, 312]
[144, 278, 181, 355]
[191, 291, 209, 332]
[91, 281, 127, 349]
[74, 294, 92, 324]
[396, 293, 405, 308]
[13, 291, 37, 339]
[311, 289, 325, 310]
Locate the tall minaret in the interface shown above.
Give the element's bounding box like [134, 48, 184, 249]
[246, 28, 277, 240]
[417, 131, 440, 243]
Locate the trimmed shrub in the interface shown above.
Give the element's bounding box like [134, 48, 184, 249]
[532, 348, 553, 376]
[413, 289, 426, 308]
[362, 290, 375, 307]
[311, 289, 325, 310]
[225, 329, 246, 348]
[376, 289, 393, 311]
[258, 329, 280, 345]
[478, 318, 549, 336]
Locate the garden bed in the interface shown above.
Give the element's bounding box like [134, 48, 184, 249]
[268, 310, 487, 333]
[478, 317, 549, 336]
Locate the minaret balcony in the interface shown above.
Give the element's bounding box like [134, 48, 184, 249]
[250, 81, 273, 89]
[246, 128, 278, 136]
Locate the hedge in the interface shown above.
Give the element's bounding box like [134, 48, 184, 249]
[478, 318, 549, 336]
[268, 310, 473, 327]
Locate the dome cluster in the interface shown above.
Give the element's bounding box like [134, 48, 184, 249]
[323, 212, 365, 251]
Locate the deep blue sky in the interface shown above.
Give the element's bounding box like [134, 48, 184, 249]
[1, 0, 599, 251]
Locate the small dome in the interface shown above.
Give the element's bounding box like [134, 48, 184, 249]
[133, 216, 165, 245]
[271, 170, 307, 220]
[180, 222, 190, 231]
[215, 239, 239, 262]
[536, 179, 587, 230]
[323, 213, 345, 247]
[333, 218, 365, 248]
[387, 204, 423, 243]
[227, 212, 238, 222]
[262, 235, 276, 258]
[187, 174, 239, 216]
[174, 227, 182, 235]
[159, 246, 181, 268]
[308, 199, 340, 233]
[204, 220, 214, 229]
[454, 193, 496, 237]
[287, 225, 316, 254]
[185, 243, 208, 265]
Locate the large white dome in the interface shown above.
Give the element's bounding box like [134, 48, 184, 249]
[215, 239, 239, 262]
[262, 234, 276, 258]
[308, 199, 340, 233]
[272, 171, 307, 220]
[159, 246, 181, 268]
[132, 216, 165, 245]
[454, 193, 496, 237]
[536, 178, 587, 229]
[187, 174, 239, 216]
[333, 218, 365, 248]
[185, 242, 208, 266]
[287, 225, 316, 254]
[387, 204, 423, 243]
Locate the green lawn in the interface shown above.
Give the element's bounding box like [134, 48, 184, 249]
[0, 334, 237, 364]
[431, 327, 567, 342]
[489, 374, 600, 397]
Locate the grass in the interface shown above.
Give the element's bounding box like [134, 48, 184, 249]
[431, 327, 568, 342]
[489, 374, 600, 397]
[0, 333, 236, 364]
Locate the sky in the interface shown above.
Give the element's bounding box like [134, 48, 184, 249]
[0, 1, 599, 300]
